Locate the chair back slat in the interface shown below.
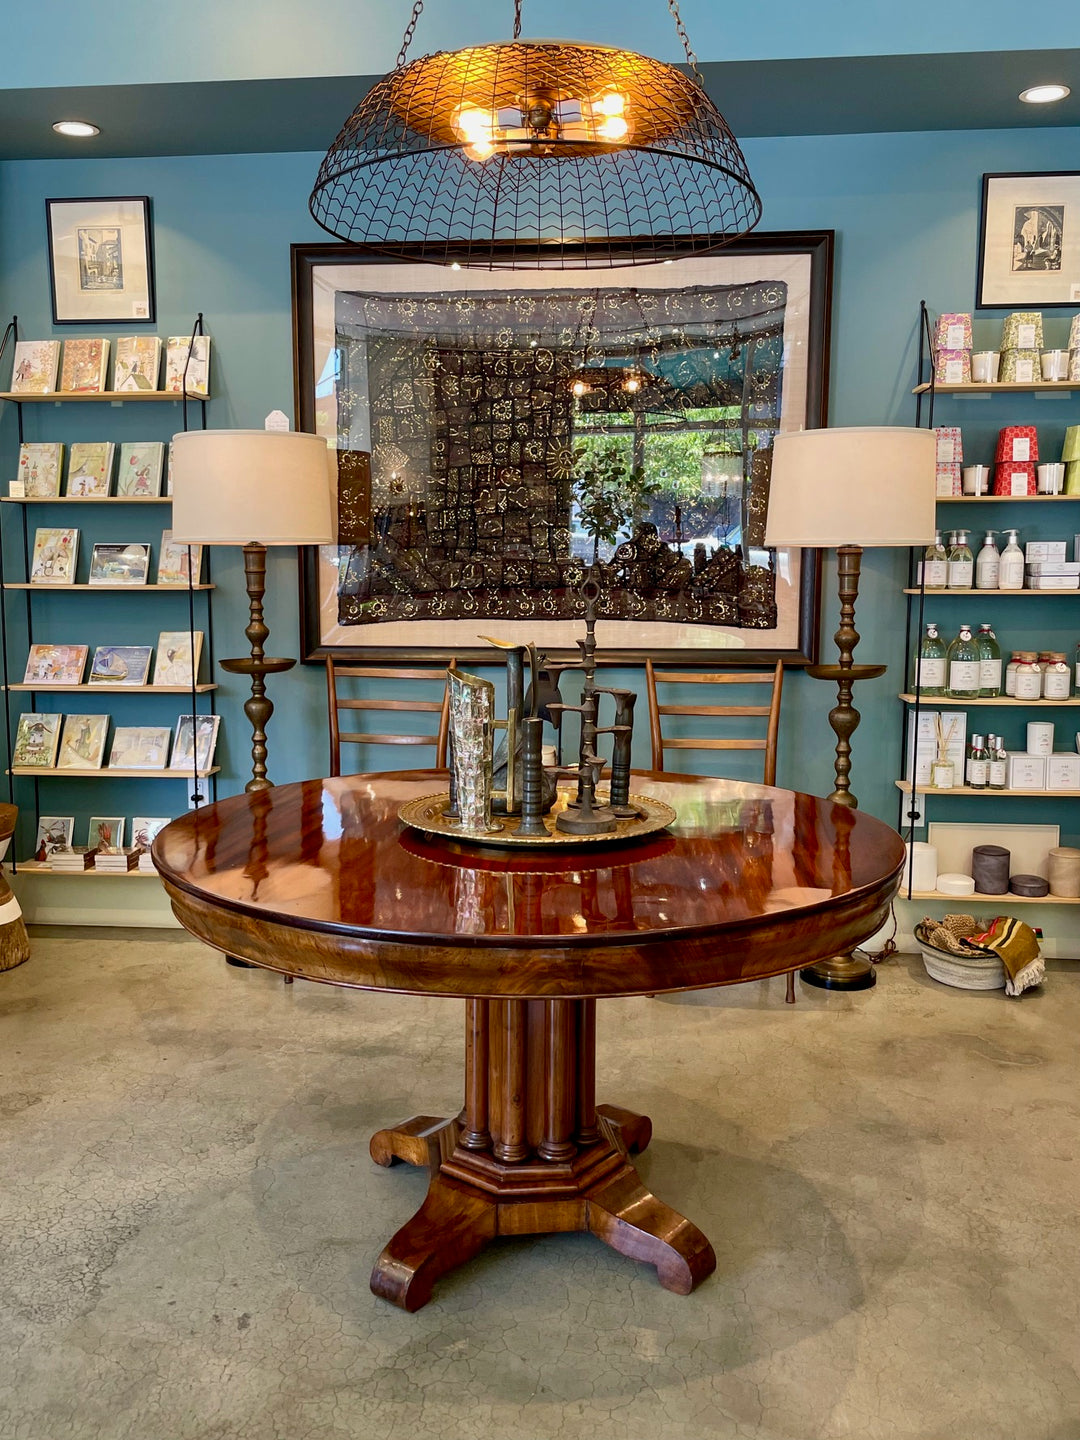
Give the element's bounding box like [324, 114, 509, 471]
[326, 658, 455, 776]
[645, 658, 784, 785]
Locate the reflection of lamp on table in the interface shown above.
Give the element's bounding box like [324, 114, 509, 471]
[766, 426, 935, 991]
[170, 428, 333, 791]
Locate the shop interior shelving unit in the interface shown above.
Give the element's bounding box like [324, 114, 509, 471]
[898, 300, 1080, 904]
[0, 316, 219, 876]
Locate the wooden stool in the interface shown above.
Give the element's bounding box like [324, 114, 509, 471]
[0, 804, 31, 973]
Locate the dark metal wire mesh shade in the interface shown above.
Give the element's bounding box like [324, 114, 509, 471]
[309, 41, 762, 268]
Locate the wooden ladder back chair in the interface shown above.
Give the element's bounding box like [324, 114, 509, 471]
[645, 658, 794, 1003]
[326, 659, 456, 777]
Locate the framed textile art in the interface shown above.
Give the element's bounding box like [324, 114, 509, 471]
[292, 232, 832, 665]
[977, 172, 1080, 308]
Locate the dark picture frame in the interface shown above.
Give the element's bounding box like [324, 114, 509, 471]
[977, 171, 1080, 308]
[292, 232, 832, 666]
[45, 195, 156, 324]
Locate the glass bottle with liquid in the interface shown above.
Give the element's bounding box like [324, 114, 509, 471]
[966, 734, 990, 790]
[998, 528, 1024, 590]
[975, 532, 1000, 590]
[912, 622, 948, 696]
[976, 623, 1002, 697]
[946, 622, 981, 699]
[919, 530, 948, 589]
[947, 529, 973, 589]
[987, 734, 1008, 791]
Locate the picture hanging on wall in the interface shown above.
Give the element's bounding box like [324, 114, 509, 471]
[977, 172, 1080, 308]
[292, 233, 831, 666]
[45, 196, 155, 325]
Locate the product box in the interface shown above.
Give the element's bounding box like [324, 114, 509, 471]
[934, 349, 971, 385]
[993, 462, 1036, 496]
[936, 462, 962, 497]
[1027, 575, 1080, 589]
[935, 314, 973, 351]
[1046, 753, 1080, 791]
[1002, 311, 1044, 351]
[1025, 541, 1068, 562]
[906, 710, 967, 787]
[995, 425, 1038, 463]
[1007, 752, 1047, 790]
[1025, 560, 1080, 575]
[1000, 350, 1041, 383]
[1073, 533, 1080, 564]
[934, 426, 963, 464]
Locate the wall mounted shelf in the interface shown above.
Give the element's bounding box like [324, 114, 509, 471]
[0, 390, 208, 403]
[902, 587, 1079, 596]
[5, 683, 217, 694]
[4, 583, 213, 592]
[896, 780, 1079, 797]
[898, 693, 1080, 707]
[9, 766, 218, 779]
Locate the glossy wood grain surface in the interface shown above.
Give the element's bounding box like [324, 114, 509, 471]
[155, 770, 904, 999]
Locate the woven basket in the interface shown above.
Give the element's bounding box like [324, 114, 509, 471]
[914, 922, 1005, 991]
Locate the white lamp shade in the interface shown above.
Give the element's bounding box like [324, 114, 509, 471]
[763, 426, 937, 548]
[170, 429, 334, 545]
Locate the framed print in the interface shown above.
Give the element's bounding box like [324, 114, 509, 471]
[977, 172, 1080, 308]
[46, 196, 155, 324]
[292, 233, 830, 666]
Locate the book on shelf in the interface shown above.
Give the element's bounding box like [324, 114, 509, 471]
[132, 817, 170, 855]
[29, 527, 79, 584]
[17, 442, 64, 497]
[89, 542, 151, 586]
[87, 817, 124, 851]
[57, 714, 109, 770]
[12, 713, 62, 768]
[116, 441, 164, 497]
[137, 849, 158, 873]
[60, 338, 110, 394]
[113, 336, 162, 392]
[94, 849, 139, 872]
[154, 630, 203, 686]
[23, 644, 88, 686]
[88, 645, 153, 686]
[48, 847, 98, 871]
[10, 340, 61, 394]
[33, 816, 75, 861]
[66, 440, 115, 497]
[165, 335, 210, 396]
[170, 713, 220, 772]
[109, 726, 171, 770]
[157, 530, 204, 585]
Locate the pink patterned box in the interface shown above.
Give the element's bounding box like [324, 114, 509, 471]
[934, 313, 972, 350]
[934, 426, 963, 463]
[934, 349, 971, 385]
[936, 463, 962, 496]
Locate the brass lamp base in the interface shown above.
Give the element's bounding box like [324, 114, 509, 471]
[799, 951, 876, 991]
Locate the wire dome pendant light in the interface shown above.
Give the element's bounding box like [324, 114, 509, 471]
[309, 0, 762, 269]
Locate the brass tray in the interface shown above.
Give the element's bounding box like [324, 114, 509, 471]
[398, 789, 676, 848]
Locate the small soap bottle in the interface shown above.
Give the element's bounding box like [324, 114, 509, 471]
[975, 532, 1000, 590]
[998, 528, 1024, 590]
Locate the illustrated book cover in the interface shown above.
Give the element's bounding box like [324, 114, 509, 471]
[12, 713, 62, 768]
[157, 530, 204, 586]
[109, 726, 171, 770]
[87, 816, 124, 851]
[30, 527, 79, 584]
[17, 442, 64, 497]
[165, 335, 210, 396]
[89, 542, 151, 586]
[154, 630, 203, 686]
[59, 337, 110, 393]
[170, 713, 220, 772]
[57, 714, 109, 770]
[10, 339, 61, 394]
[113, 336, 162, 392]
[116, 441, 164, 497]
[66, 440, 115, 497]
[88, 644, 153, 686]
[34, 816, 75, 861]
[23, 643, 88, 686]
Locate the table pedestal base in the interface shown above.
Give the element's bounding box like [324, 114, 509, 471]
[368, 998, 716, 1311]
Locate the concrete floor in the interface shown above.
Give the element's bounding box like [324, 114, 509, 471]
[1, 932, 1078, 1440]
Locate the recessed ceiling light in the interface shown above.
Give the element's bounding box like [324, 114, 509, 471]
[1019, 84, 1071, 105]
[52, 120, 100, 137]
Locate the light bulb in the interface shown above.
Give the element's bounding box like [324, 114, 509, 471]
[595, 92, 626, 117]
[598, 116, 629, 141]
[1019, 84, 1070, 104]
[455, 107, 494, 139]
[623, 376, 641, 393]
[52, 120, 100, 137]
[466, 139, 495, 160]
[572, 380, 588, 397]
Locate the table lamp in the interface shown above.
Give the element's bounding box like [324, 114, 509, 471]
[170, 428, 334, 792]
[765, 425, 936, 991]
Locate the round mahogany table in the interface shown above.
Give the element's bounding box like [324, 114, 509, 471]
[154, 769, 903, 1312]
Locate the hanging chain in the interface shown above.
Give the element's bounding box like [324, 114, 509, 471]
[667, 0, 706, 87]
[396, 0, 425, 67]
[513, 0, 522, 40]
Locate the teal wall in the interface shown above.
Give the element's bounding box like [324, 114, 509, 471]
[3, 124, 1080, 861]
[5, 1, 1076, 86]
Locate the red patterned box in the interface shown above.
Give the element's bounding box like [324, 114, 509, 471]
[995, 425, 1038, 463]
[934, 426, 963, 463]
[936, 463, 962, 496]
[993, 461, 1037, 496]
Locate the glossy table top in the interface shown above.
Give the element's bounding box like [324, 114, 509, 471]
[155, 770, 904, 998]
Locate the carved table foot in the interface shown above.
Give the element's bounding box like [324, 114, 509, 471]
[586, 1165, 716, 1295]
[369, 1115, 460, 1170]
[597, 1103, 653, 1156]
[371, 1172, 497, 1312]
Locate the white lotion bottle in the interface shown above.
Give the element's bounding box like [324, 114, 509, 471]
[998, 529, 1024, 591]
[975, 531, 1000, 590]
